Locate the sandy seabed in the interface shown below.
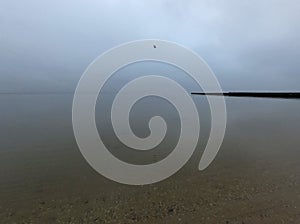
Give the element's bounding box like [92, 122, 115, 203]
[0, 144, 299, 224]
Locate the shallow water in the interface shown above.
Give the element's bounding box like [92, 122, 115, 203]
[0, 93, 300, 223]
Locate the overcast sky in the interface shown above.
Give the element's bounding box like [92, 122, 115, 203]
[1, 0, 300, 92]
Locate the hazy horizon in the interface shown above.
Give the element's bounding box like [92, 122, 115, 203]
[1, 1, 300, 223]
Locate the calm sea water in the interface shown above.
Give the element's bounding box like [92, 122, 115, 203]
[0, 93, 299, 223]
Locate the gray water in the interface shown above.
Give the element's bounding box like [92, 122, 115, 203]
[0, 92, 300, 223]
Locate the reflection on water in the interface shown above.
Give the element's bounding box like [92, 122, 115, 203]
[0, 94, 300, 223]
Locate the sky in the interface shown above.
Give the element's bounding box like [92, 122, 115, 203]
[0, 0, 300, 92]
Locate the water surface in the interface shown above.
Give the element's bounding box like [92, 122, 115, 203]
[0, 93, 300, 223]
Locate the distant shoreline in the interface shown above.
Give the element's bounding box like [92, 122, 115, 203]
[1, 91, 300, 99]
[191, 92, 300, 98]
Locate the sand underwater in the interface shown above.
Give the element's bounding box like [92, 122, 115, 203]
[0, 94, 299, 223]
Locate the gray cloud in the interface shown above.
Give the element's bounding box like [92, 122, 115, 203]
[0, 0, 299, 92]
